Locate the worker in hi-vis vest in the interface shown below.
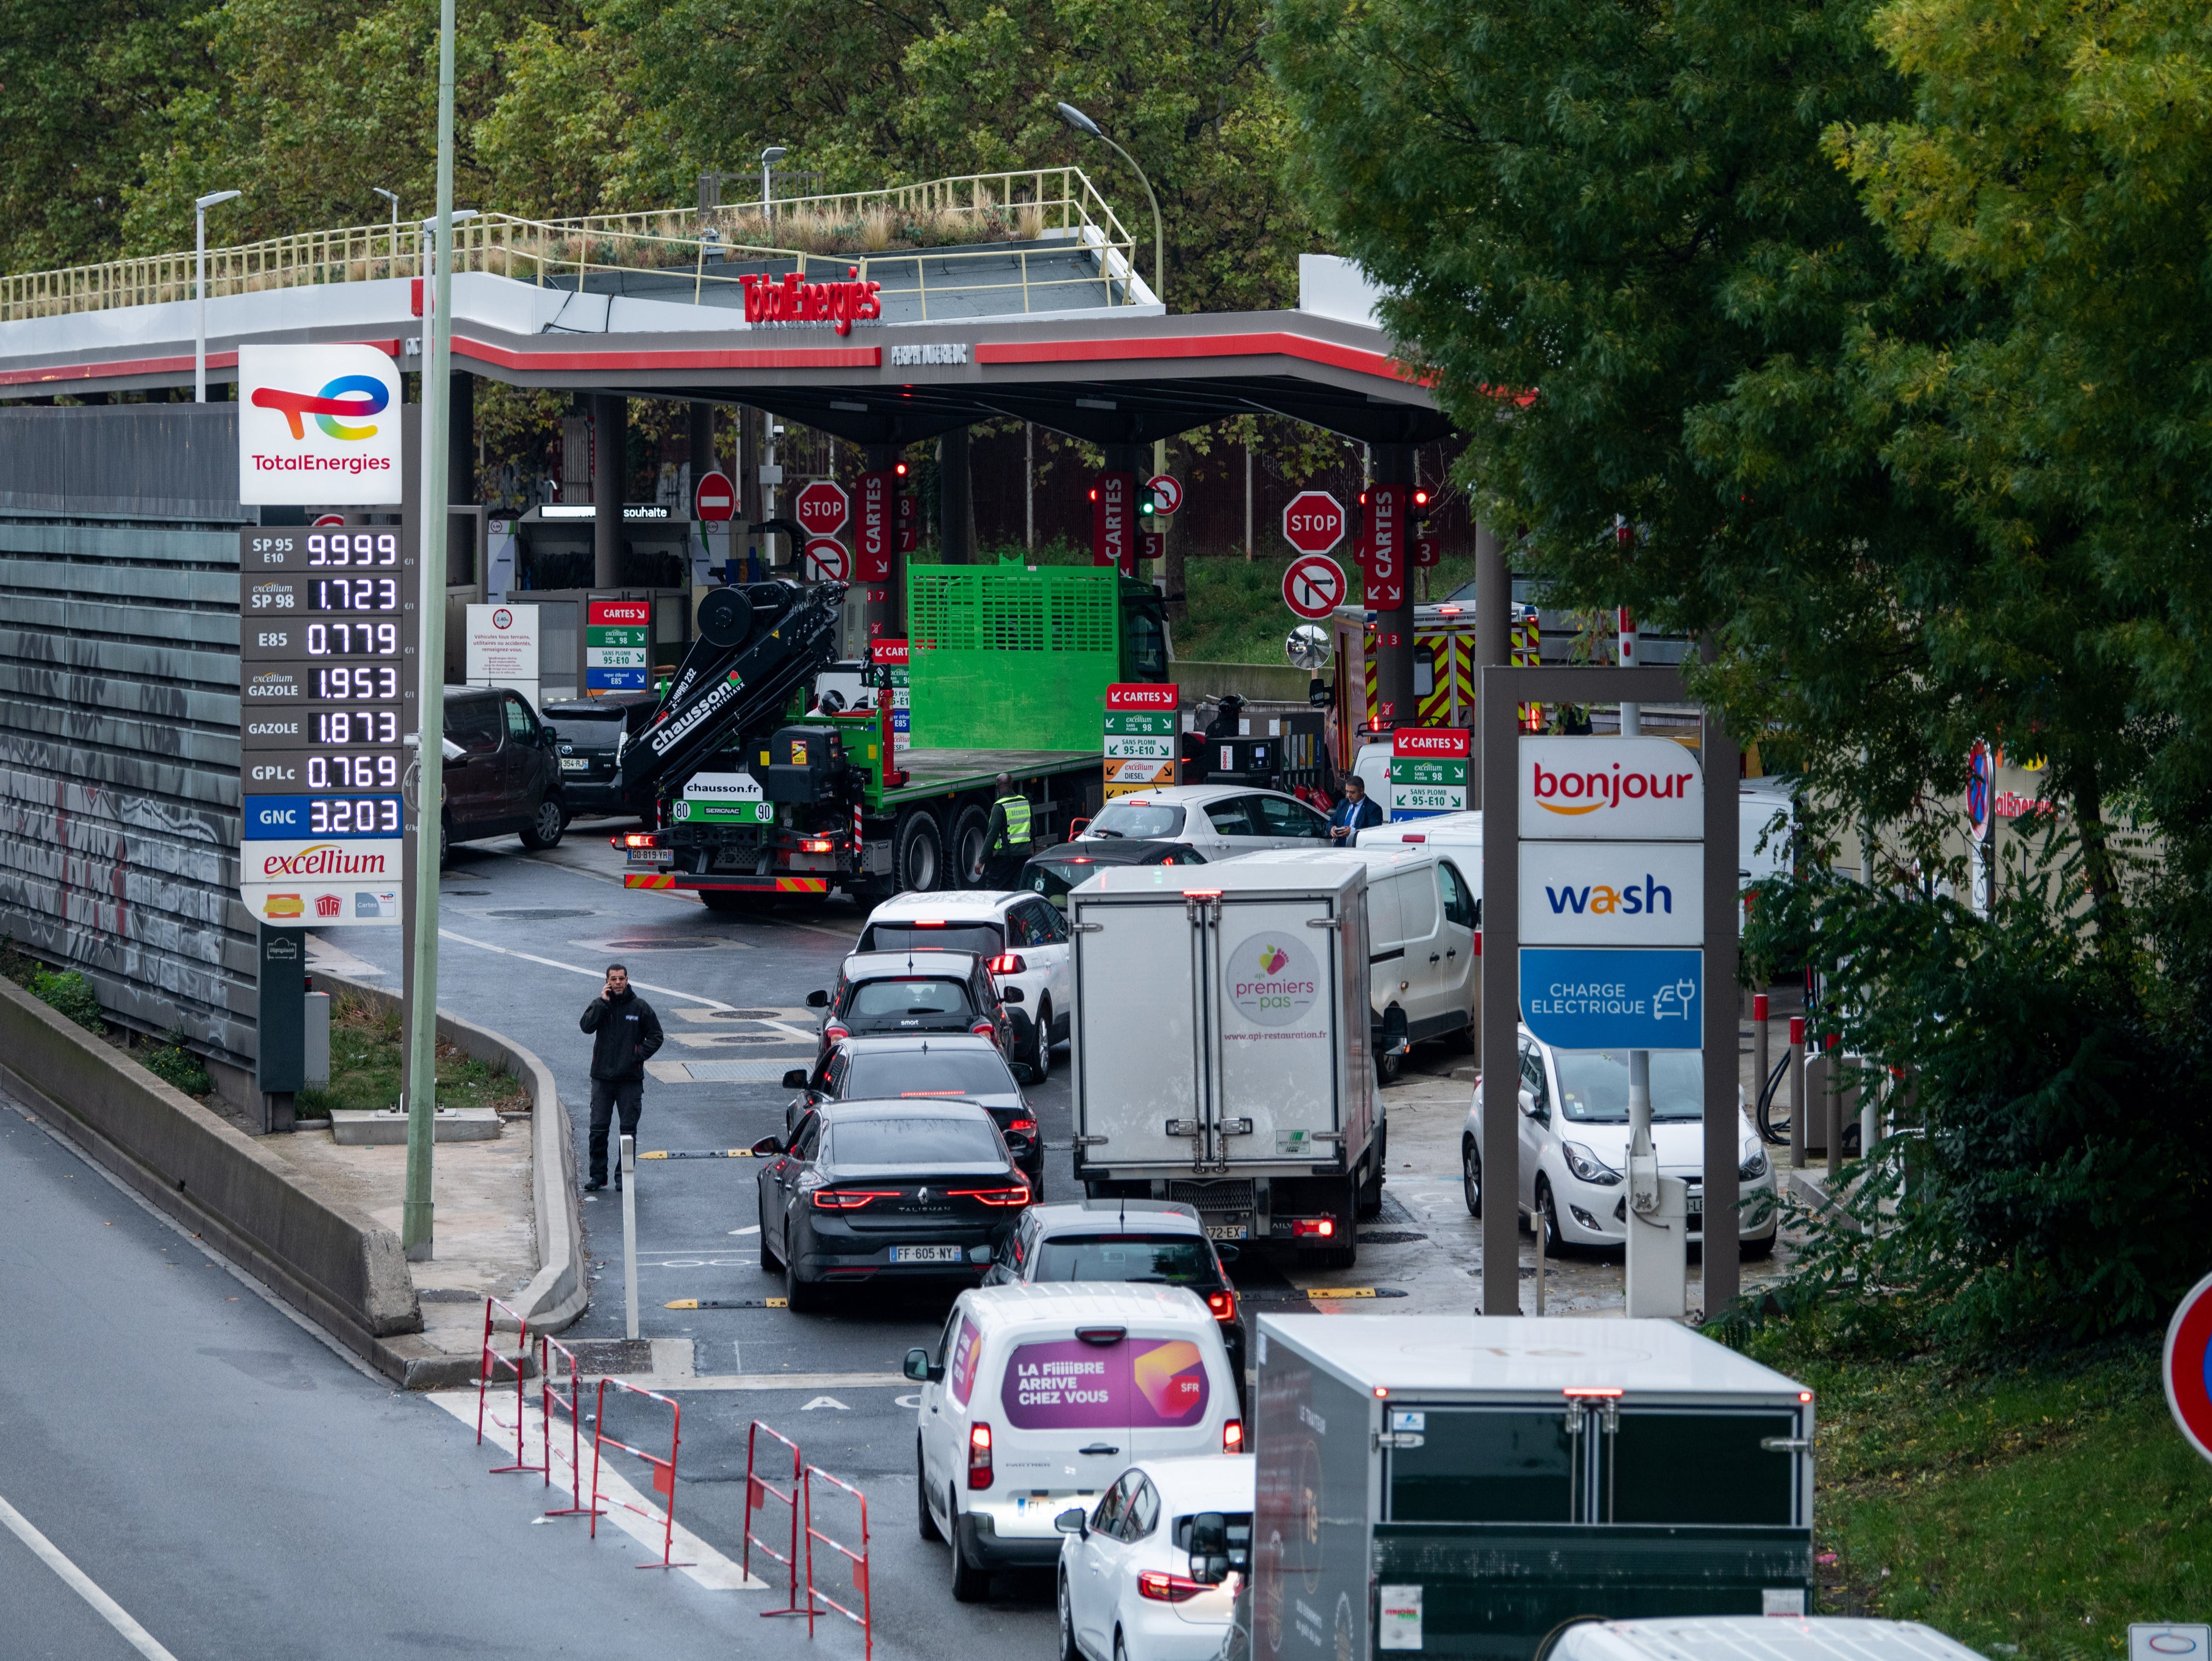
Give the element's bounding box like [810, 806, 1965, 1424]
[971, 772, 1036, 888]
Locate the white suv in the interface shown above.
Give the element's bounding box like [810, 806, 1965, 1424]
[858, 890, 1071, 1081]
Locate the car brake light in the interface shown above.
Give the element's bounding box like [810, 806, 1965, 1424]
[811, 1189, 898, 1210]
[824, 1023, 851, 1044]
[948, 1186, 1031, 1208]
[1291, 1218, 1336, 1238]
[1223, 1419, 1245, 1454]
[1009, 1119, 1037, 1134]
[1402, 833, 1426, 842]
[1186, 889, 1223, 899]
[988, 952, 1020, 975]
[1138, 1570, 1209, 1602]
[1206, 1289, 1238, 1323]
[914, 919, 947, 927]
[971, 1020, 997, 1038]
[1473, 929, 1481, 958]
[968, 1422, 993, 1489]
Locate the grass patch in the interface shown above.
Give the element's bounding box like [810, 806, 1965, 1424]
[296, 991, 529, 1117]
[1743, 1333, 2211, 1653]
[30, 968, 105, 1034]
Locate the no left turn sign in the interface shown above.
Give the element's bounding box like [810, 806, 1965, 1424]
[1282, 554, 1347, 620]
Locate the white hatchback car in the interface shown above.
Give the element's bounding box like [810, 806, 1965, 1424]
[1465, 1024, 1779, 1254]
[858, 890, 1071, 1080]
[1076, 785, 1333, 858]
[1055, 1455, 1253, 1661]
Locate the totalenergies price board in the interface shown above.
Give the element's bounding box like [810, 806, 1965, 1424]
[1105, 683, 1179, 800]
[238, 527, 418, 926]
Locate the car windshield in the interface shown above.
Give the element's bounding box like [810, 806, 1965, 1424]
[827, 1116, 1003, 1165]
[845, 978, 975, 1022]
[842, 1049, 1014, 1098]
[544, 708, 629, 745]
[1030, 1234, 1217, 1288]
[1553, 1050, 1705, 1122]
[1027, 859, 1104, 907]
[861, 922, 1004, 955]
[1089, 802, 1185, 839]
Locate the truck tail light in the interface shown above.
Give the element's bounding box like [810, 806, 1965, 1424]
[798, 837, 834, 854]
[1206, 1289, 1238, 1323]
[1292, 1218, 1336, 1238]
[968, 1422, 993, 1488]
[1223, 1419, 1245, 1454]
[618, 832, 660, 848]
[1138, 1570, 1209, 1602]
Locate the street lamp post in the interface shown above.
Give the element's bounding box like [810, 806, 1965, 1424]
[1054, 102, 1163, 309]
[373, 187, 399, 266]
[761, 145, 788, 228]
[194, 190, 242, 403]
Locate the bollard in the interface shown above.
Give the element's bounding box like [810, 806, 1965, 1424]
[1787, 1016, 1807, 1170]
[1822, 1036, 1844, 1171]
[1753, 991, 1770, 1139]
[1533, 1210, 1546, 1317]
[622, 1133, 640, 1342]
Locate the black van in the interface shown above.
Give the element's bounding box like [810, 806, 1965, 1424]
[441, 686, 568, 861]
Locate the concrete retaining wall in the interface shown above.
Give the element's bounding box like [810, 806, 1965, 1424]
[0, 976, 424, 1368]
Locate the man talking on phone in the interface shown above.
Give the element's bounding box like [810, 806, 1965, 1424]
[580, 963, 663, 1193]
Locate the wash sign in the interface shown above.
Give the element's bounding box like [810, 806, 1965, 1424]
[1518, 736, 1704, 1051]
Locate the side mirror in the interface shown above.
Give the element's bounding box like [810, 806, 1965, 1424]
[1519, 1089, 1540, 1117]
[1000, 986, 1025, 1005]
[1188, 1511, 1231, 1583]
[1055, 1507, 1088, 1536]
[1215, 1244, 1241, 1264]
[750, 1134, 784, 1157]
[805, 989, 830, 1009]
[782, 1069, 810, 1089]
[903, 1347, 942, 1383]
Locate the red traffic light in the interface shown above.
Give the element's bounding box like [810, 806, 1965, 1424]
[1357, 490, 1369, 505]
[1412, 489, 1430, 508]
[1088, 486, 1100, 502]
[893, 460, 910, 477]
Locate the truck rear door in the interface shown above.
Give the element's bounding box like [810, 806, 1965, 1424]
[1074, 896, 1204, 1168]
[1209, 890, 1341, 1167]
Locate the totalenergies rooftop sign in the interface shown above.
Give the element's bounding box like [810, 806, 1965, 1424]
[1517, 735, 1703, 841]
[739, 270, 882, 335]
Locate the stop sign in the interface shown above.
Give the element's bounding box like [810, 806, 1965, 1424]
[794, 480, 849, 537]
[693, 469, 737, 523]
[1283, 490, 1346, 554]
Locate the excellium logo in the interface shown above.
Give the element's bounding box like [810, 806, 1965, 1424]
[238, 344, 404, 508]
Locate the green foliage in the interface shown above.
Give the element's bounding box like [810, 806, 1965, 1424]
[298, 991, 523, 1115]
[30, 969, 105, 1035]
[141, 1031, 214, 1098]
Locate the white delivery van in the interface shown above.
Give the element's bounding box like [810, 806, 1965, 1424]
[1069, 858, 1380, 1265]
[1241, 847, 1480, 1081]
[906, 1282, 1243, 1602]
[1357, 808, 1482, 851]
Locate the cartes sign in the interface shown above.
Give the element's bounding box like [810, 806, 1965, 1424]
[238, 343, 405, 507]
[1361, 483, 1406, 611]
[1282, 554, 1347, 620]
[1388, 726, 1470, 819]
[1282, 490, 1346, 555]
[1092, 472, 1136, 574]
[856, 470, 895, 582]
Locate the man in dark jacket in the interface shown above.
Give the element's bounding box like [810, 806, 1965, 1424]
[1327, 773, 1384, 842]
[580, 963, 664, 1192]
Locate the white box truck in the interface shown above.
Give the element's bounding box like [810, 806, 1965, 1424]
[1232, 1315, 1817, 1661]
[1068, 857, 1381, 1267]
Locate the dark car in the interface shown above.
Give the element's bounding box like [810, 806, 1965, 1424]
[781, 1034, 1042, 1191]
[440, 685, 568, 862]
[981, 1199, 1247, 1394]
[1018, 838, 1208, 912]
[751, 1099, 1032, 1310]
[541, 692, 659, 820]
[804, 950, 1016, 1066]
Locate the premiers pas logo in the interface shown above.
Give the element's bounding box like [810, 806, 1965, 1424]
[238, 344, 404, 507]
[1226, 933, 1319, 1028]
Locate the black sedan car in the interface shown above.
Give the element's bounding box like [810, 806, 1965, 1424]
[1018, 838, 1208, 912]
[751, 1099, 1031, 1311]
[803, 949, 1017, 1067]
[541, 692, 659, 820]
[781, 1034, 1042, 1192]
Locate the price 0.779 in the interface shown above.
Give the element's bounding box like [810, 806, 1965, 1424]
[307, 622, 398, 656]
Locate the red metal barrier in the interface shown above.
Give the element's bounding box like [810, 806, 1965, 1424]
[804, 1466, 872, 1659]
[744, 1420, 809, 1615]
[474, 1297, 539, 1477]
[538, 1334, 601, 1520]
[590, 1377, 694, 1569]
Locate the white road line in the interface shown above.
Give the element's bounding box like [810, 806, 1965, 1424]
[0, 1492, 180, 1661]
[436, 930, 736, 1010]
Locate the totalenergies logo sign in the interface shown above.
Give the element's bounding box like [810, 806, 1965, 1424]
[1518, 735, 1704, 840]
[739, 270, 882, 335]
[238, 344, 404, 507]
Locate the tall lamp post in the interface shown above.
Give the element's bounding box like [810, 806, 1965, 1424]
[1054, 102, 1163, 308]
[373, 187, 400, 266]
[194, 190, 242, 403]
[760, 145, 788, 227]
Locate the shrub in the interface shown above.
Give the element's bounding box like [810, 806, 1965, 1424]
[30, 969, 105, 1035]
[142, 1032, 213, 1098]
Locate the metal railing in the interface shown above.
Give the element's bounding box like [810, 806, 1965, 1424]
[0, 167, 1138, 322]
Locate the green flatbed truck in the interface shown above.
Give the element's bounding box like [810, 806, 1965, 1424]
[618, 560, 1169, 904]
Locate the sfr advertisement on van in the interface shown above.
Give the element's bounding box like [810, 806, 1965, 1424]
[1000, 1337, 1209, 1429]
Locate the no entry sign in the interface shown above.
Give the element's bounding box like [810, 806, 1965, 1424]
[1282, 554, 1347, 620]
[1145, 474, 1183, 515]
[2166, 1269, 2212, 1464]
[693, 469, 737, 523]
[794, 480, 849, 537]
[1282, 490, 1346, 555]
[804, 537, 851, 582]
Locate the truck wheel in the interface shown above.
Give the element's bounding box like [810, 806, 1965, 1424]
[895, 810, 944, 892]
[1357, 1156, 1383, 1220]
[948, 804, 992, 888]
